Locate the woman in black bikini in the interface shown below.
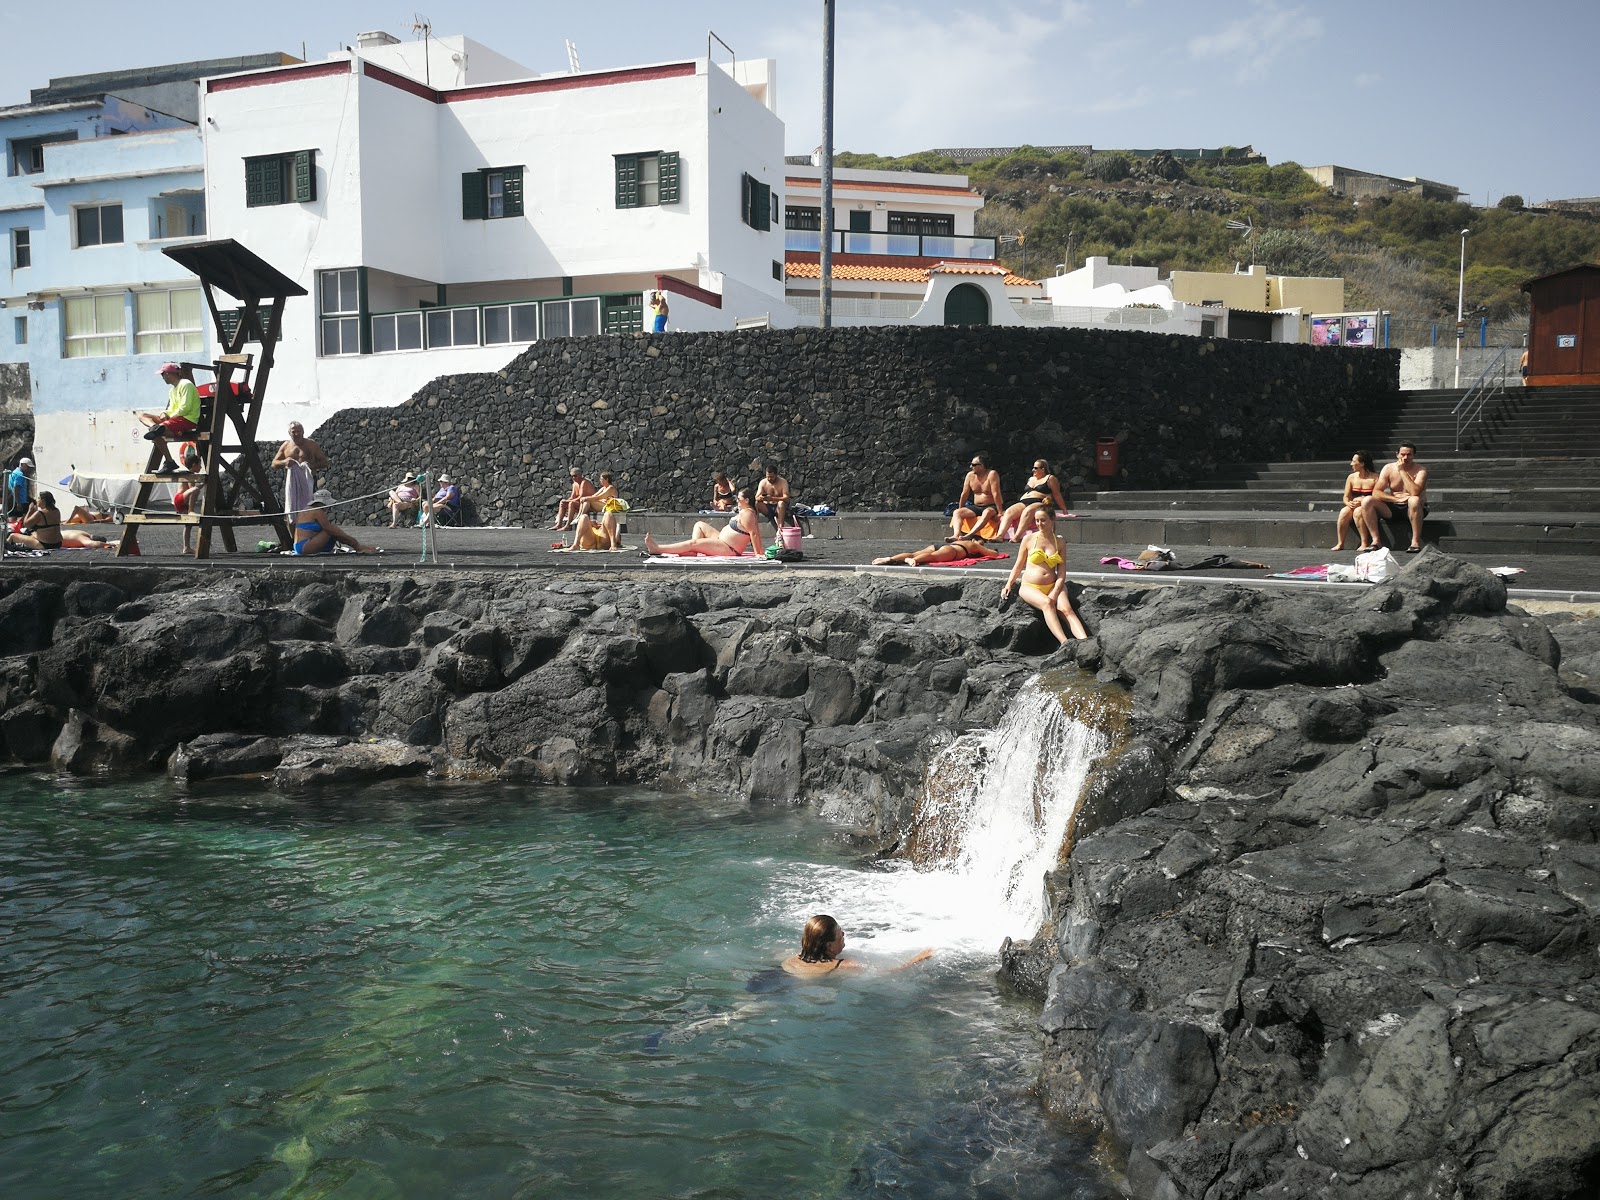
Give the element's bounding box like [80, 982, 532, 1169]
[7, 491, 63, 550]
[1333, 451, 1379, 551]
[998, 459, 1069, 541]
[709, 470, 736, 512]
[644, 487, 766, 557]
[780, 914, 934, 978]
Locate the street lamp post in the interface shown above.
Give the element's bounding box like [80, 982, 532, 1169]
[1454, 228, 1470, 388]
[819, 0, 835, 330]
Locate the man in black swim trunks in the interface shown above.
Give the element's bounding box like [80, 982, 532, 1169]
[1363, 442, 1430, 552]
[948, 453, 1003, 540]
[754, 464, 793, 528]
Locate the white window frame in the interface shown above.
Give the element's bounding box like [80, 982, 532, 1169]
[483, 302, 539, 345]
[135, 287, 204, 355]
[425, 306, 481, 349]
[74, 202, 124, 248]
[64, 291, 127, 359]
[371, 311, 424, 354]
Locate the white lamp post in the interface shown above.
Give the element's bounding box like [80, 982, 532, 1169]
[1454, 228, 1470, 387]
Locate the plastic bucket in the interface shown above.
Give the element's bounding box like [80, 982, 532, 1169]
[779, 525, 802, 551]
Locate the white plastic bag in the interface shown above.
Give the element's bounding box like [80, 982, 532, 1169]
[1327, 563, 1360, 582]
[1355, 546, 1394, 583]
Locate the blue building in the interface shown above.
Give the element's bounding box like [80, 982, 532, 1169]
[0, 56, 288, 495]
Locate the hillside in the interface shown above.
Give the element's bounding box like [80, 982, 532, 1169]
[836, 147, 1600, 341]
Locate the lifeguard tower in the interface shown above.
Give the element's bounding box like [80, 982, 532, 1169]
[117, 240, 305, 559]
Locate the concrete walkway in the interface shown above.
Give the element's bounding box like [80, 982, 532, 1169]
[33, 512, 1600, 607]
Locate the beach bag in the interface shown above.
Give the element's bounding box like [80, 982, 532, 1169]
[602, 498, 630, 513]
[1355, 546, 1394, 583]
[1327, 563, 1360, 582]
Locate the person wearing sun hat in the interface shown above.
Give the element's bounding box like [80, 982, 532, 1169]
[385, 471, 422, 527]
[424, 473, 462, 526]
[138, 363, 201, 475]
[292, 489, 377, 555]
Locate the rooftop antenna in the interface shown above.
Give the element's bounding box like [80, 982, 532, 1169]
[411, 14, 433, 87]
[566, 40, 581, 74]
[1226, 216, 1255, 265]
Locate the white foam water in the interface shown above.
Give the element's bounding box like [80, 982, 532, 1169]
[765, 675, 1111, 963]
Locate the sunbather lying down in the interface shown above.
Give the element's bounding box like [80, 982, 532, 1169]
[871, 537, 1006, 567]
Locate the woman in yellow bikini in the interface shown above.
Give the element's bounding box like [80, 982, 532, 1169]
[1000, 508, 1088, 643]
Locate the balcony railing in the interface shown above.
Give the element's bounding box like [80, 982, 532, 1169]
[783, 230, 996, 260]
[367, 291, 643, 354]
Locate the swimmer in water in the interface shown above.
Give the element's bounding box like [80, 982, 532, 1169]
[644, 914, 936, 1051]
[781, 914, 934, 977]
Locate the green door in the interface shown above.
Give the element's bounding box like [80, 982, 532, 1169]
[944, 283, 990, 326]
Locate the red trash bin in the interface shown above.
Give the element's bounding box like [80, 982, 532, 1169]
[1095, 438, 1119, 479]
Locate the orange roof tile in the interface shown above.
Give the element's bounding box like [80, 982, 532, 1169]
[784, 261, 1038, 287]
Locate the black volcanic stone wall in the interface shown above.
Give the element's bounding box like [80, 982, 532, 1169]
[313, 326, 1398, 524]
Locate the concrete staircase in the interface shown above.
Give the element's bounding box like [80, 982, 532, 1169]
[1327, 384, 1600, 458]
[1060, 386, 1600, 558]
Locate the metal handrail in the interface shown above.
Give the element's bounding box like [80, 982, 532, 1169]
[1453, 345, 1515, 452]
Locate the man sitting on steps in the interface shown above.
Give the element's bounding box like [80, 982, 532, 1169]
[1362, 442, 1430, 553]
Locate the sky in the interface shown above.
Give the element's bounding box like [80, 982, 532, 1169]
[3, 0, 1595, 206]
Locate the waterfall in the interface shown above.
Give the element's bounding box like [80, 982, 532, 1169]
[907, 674, 1113, 940]
[767, 673, 1116, 960]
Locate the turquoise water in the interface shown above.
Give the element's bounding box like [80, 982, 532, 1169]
[0, 774, 1113, 1199]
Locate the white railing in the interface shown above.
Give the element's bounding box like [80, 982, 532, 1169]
[1011, 302, 1174, 328]
[788, 296, 923, 320]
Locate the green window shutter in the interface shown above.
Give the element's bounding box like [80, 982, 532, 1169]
[245, 157, 266, 207]
[658, 151, 680, 204]
[293, 150, 316, 203]
[502, 166, 524, 218]
[615, 155, 638, 208]
[462, 171, 485, 220]
[261, 155, 284, 205]
[754, 180, 771, 231]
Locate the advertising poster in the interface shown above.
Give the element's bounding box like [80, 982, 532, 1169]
[1310, 317, 1341, 346]
[1343, 315, 1376, 347]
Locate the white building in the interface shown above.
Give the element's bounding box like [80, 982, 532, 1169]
[1036, 256, 1221, 337]
[198, 33, 792, 438]
[781, 164, 1040, 325]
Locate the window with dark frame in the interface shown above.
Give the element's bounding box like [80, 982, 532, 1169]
[14, 315, 27, 346]
[741, 173, 771, 231]
[318, 267, 362, 357]
[75, 203, 123, 247]
[462, 166, 524, 220]
[784, 206, 821, 231]
[11, 227, 29, 269]
[245, 150, 317, 207]
[886, 211, 954, 237]
[615, 152, 680, 208]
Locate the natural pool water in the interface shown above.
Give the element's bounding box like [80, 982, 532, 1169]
[1, 769, 1117, 1199]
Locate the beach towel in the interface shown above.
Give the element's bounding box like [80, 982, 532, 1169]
[1268, 564, 1329, 581]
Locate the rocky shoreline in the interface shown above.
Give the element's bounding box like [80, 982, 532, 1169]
[1, 554, 1596, 1197]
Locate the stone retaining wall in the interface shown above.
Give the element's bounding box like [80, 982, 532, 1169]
[0, 362, 33, 466]
[314, 326, 1398, 526]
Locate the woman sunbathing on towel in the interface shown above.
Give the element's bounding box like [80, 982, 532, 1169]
[644, 488, 765, 558]
[871, 536, 1004, 567]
